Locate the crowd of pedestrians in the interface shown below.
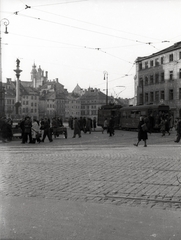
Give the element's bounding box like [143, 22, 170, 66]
[0, 114, 181, 146]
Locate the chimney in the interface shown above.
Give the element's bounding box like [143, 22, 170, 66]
[45, 71, 48, 79]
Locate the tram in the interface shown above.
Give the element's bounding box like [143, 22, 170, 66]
[119, 104, 170, 131]
[97, 104, 122, 129]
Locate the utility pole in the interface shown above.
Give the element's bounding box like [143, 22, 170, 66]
[0, 18, 9, 118]
[103, 71, 108, 105]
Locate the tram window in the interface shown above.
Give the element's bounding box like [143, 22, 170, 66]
[141, 111, 147, 116]
[131, 111, 136, 118]
[122, 111, 126, 118]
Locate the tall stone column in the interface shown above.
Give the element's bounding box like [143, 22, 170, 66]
[14, 59, 22, 117]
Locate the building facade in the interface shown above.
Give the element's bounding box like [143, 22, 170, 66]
[135, 41, 181, 118]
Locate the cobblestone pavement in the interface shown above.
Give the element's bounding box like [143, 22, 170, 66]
[0, 129, 181, 211]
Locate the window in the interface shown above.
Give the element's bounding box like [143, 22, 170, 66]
[155, 73, 159, 84]
[179, 52, 181, 59]
[145, 93, 148, 102]
[150, 60, 154, 67]
[139, 78, 143, 87]
[31, 103, 33, 106]
[155, 58, 159, 66]
[155, 91, 159, 102]
[161, 57, 164, 64]
[139, 94, 143, 104]
[145, 61, 148, 69]
[139, 63, 142, 70]
[145, 76, 148, 85]
[169, 89, 174, 100]
[160, 90, 165, 100]
[169, 71, 173, 80]
[179, 69, 181, 79]
[31, 96, 33, 100]
[169, 54, 173, 62]
[179, 88, 181, 100]
[150, 75, 154, 84]
[150, 92, 154, 102]
[26, 101, 28, 105]
[161, 72, 164, 82]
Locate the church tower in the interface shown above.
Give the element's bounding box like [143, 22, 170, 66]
[31, 63, 38, 88]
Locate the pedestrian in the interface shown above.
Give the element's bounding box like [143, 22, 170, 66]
[169, 114, 174, 131]
[1, 117, 9, 143]
[159, 117, 166, 136]
[22, 116, 32, 144]
[85, 118, 92, 134]
[79, 117, 84, 133]
[165, 115, 170, 135]
[174, 118, 181, 143]
[41, 117, 53, 142]
[31, 118, 41, 143]
[6, 118, 13, 141]
[52, 117, 58, 138]
[72, 117, 81, 138]
[134, 116, 148, 147]
[93, 117, 96, 131]
[108, 116, 115, 137]
[102, 118, 108, 133]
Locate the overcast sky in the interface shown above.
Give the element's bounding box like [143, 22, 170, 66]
[1, 0, 181, 98]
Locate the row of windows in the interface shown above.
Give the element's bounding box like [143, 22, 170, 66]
[22, 95, 38, 100]
[81, 105, 97, 109]
[81, 110, 97, 115]
[6, 99, 15, 104]
[22, 108, 37, 113]
[139, 52, 181, 70]
[139, 69, 181, 86]
[139, 88, 181, 103]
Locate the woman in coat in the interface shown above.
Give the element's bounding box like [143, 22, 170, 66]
[134, 116, 148, 147]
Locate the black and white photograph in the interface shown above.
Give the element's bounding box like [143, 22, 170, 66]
[0, 0, 181, 239]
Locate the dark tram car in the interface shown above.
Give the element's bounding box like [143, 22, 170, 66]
[119, 104, 170, 131]
[97, 104, 122, 129]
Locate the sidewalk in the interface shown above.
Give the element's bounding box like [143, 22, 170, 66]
[0, 196, 181, 240]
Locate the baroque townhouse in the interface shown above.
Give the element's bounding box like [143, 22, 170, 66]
[80, 88, 107, 120]
[135, 41, 181, 118]
[65, 94, 81, 120]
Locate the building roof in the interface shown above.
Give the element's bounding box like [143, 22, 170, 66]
[136, 41, 181, 62]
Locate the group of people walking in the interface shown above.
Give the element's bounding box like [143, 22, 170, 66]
[1, 114, 181, 146]
[69, 116, 96, 138]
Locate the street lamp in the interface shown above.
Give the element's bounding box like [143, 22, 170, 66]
[0, 18, 9, 118]
[103, 71, 108, 105]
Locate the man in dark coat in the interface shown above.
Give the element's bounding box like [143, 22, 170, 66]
[41, 118, 53, 142]
[108, 117, 115, 137]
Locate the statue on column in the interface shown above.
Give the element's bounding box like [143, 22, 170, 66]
[16, 58, 20, 68]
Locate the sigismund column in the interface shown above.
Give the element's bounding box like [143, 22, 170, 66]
[14, 59, 22, 117]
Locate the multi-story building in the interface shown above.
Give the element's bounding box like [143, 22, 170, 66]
[80, 87, 107, 120]
[135, 41, 181, 118]
[65, 94, 81, 120]
[3, 78, 39, 119]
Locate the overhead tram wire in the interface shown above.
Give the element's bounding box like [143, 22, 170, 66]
[29, 0, 88, 8]
[12, 10, 165, 48]
[31, 7, 165, 43]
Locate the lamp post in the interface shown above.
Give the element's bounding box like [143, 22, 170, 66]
[103, 71, 108, 105]
[0, 18, 9, 118]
